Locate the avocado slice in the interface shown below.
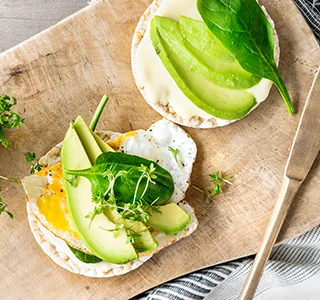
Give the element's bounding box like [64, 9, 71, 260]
[91, 130, 115, 153]
[150, 19, 256, 120]
[61, 125, 138, 264]
[147, 203, 191, 235]
[105, 207, 158, 253]
[179, 16, 261, 89]
[153, 16, 260, 90]
[180, 16, 235, 63]
[74, 115, 114, 155]
[73, 116, 102, 164]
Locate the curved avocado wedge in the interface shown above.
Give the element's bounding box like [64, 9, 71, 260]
[91, 130, 114, 153]
[105, 207, 159, 253]
[179, 16, 261, 89]
[147, 203, 190, 236]
[61, 124, 138, 264]
[152, 16, 260, 90]
[73, 116, 102, 165]
[180, 16, 235, 63]
[150, 19, 257, 120]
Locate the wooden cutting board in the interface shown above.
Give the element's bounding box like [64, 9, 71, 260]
[0, 0, 319, 299]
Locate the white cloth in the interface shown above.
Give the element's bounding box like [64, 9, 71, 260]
[206, 226, 320, 300]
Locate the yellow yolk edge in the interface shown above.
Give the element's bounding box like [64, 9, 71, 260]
[107, 131, 137, 150]
[36, 163, 79, 239]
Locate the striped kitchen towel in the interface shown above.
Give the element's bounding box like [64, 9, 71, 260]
[135, 1, 320, 299]
[137, 225, 320, 300]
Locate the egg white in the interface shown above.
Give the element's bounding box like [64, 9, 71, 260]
[22, 119, 198, 277]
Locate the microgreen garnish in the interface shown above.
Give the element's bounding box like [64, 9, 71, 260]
[0, 195, 14, 219]
[86, 169, 127, 226]
[192, 171, 233, 202]
[116, 196, 162, 224]
[168, 146, 183, 172]
[86, 164, 160, 226]
[0, 175, 19, 185]
[133, 163, 157, 203]
[66, 152, 173, 226]
[207, 171, 233, 201]
[119, 202, 151, 223]
[0, 175, 18, 219]
[25, 152, 42, 174]
[0, 94, 22, 217]
[0, 95, 24, 148]
[102, 223, 150, 244]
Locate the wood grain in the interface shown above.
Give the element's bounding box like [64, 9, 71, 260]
[0, 0, 319, 299]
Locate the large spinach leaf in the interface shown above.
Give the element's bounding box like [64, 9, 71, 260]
[65, 152, 174, 206]
[197, 0, 295, 114]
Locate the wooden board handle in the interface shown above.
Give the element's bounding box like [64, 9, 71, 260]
[239, 176, 302, 300]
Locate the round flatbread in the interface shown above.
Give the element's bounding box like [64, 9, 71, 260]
[131, 0, 280, 128]
[23, 119, 199, 277]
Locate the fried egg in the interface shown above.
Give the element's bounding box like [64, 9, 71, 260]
[22, 119, 198, 277]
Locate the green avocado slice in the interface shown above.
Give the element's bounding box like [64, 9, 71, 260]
[91, 130, 115, 153]
[150, 18, 257, 120]
[105, 207, 159, 253]
[153, 16, 260, 90]
[179, 16, 261, 89]
[61, 124, 138, 264]
[147, 203, 191, 235]
[73, 116, 102, 165]
[180, 16, 235, 63]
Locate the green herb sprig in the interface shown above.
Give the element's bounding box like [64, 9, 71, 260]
[25, 152, 42, 174]
[117, 197, 162, 224]
[133, 163, 157, 203]
[85, 163, 161, 226]
[104, 223, 150, 245]
[207, 171, 232, 199]
[0, 175, 18, 219]
[168, 146, 183, 172]
[85, 169, 128, 226]
[0, 194, 13, 219]
[0, 95, 24, 148]
[0, 94, 23, 218]
[192, 171, 233, 201]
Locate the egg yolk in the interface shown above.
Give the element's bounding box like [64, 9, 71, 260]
[107, 131, 137, 150]
[36, 163, 79, 239]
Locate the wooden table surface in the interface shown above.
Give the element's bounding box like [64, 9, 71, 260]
[0, 0, 319, 299]
[0, 0, 87, 53]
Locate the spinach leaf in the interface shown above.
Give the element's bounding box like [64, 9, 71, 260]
[67, 245, 102, 263]
[65, 152, 174, 206]
[197, 0, 295, 114]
